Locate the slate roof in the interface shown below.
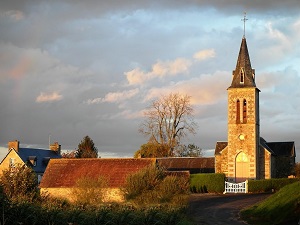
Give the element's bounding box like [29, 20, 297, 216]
[264, 141, 295, 157]
[214, 142, 228, 155]
[230, 37, 257, 88]
[17, 148, 61, 174]
[214, 138, 295, 158]
[39, 158, 156, 188]
[156, 157, 215, 171]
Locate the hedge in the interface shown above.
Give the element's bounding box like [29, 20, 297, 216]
[190, 173, 225, 193]
[248, 178, 300, 193]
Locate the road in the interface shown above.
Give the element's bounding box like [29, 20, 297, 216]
[187, 193, 272, 225]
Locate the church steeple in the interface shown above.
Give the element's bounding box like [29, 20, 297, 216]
[230, 37, 256, 88]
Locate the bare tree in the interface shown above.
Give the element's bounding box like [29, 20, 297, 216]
[139, 93, 197, 156]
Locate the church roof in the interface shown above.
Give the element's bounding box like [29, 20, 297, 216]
[214, 142, 228, 155]
[265, 141, 295, 157]
[230, 37, 256, 88]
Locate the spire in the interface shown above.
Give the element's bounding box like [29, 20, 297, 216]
[230, 37, 256, 88]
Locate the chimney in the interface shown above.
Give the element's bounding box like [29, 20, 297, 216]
[49, 142, 61, 155]
[8, 140, 19, 152]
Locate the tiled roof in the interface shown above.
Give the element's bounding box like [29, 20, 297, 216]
[214, 142, 228, 155]
[39, 158, 156, 188]
[18, 148, 61, 173]
[156, 157, 215, 170]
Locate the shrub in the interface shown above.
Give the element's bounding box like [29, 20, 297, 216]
[71, 175, 108, 206]
[0, 163, 38, 202]
[122, 165, 190, 206]
[190, 173, 225, 193]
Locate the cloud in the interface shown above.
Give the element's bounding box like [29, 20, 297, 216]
[1, 10, 24, 21]
[145, 71, 231, 105]
[193, 49, 216, 61]
[125, 58, 191, 85]
[36, 91, 63, 103]
[87, 88, 139, 104]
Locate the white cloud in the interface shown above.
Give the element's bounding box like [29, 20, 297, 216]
[36, 91, 63, 103]
[125, 58, 191, 85]
[193, 49, 216, 61]
[87, 88, 139, 104]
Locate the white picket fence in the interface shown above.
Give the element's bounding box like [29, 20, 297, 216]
[223, 180, 248, 194]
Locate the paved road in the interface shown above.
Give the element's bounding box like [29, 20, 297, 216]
[187, 193, 272, 225]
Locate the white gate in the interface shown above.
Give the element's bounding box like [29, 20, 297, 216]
[223, 180, 248, 194]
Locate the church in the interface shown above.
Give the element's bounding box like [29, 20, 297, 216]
[214, 35, 296, 182]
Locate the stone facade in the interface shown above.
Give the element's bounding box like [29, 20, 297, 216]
[227, 87, 260, 181]
[214, 37, 295, 182]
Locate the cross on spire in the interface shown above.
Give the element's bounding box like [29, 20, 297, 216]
[241, 12, 248, 37]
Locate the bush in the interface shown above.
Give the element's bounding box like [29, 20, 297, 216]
[0, 163, 38, 202]
[248, 178, 300, 193]
[122, 165, 190, 206]
[71, 176, 108, 206]
[190, 173, 225, 193]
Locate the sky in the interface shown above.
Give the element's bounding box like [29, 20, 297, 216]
[0, 0, 299, 161]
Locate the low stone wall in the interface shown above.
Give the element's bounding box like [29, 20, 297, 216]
[40, 187, 124, 203]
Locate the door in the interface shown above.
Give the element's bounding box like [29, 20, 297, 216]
[235, 152, 249, 182]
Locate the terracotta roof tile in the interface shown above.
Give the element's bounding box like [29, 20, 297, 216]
[39, 158, 156, 188]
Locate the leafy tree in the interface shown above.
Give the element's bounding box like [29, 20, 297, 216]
[139, 93, 197, 156]
[174, 144, 203, 157]
[61, 150, 76, 158]
[75, 136, 99, 158]
[134, 136, 170, 158]
[0, 163, 38, 202]
[134, 142, 169, 158]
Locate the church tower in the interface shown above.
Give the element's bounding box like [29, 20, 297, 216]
[227, 37, 260, 182]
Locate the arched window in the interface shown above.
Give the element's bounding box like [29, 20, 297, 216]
[236, 100, 240, 123]
[240, 68, 244, 83]
[243, 99, 247, 123]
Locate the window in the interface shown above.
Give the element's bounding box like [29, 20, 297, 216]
[240, 68, 245, 84]
[236, 100, 240, 123]
[28, 156, 37, 167]
[9, 158, 15, 168]
[243, 99, 247, 123]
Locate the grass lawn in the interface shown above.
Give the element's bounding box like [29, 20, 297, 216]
[241, 181, 300, 225]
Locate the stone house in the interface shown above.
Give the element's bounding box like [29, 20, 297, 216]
[0, 140, 62, 182]
[39, 158, 157, 202]
[214, 36, 296, 182]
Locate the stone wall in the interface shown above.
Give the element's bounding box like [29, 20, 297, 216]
[40, 187, 124, 203]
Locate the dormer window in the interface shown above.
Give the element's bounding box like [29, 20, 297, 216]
[240, 68, 245, 84]
[28, 156, 37, 167]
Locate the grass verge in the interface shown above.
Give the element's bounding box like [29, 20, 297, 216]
[240, 181, 300, 225]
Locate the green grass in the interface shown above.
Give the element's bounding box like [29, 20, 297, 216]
[241, 181, 300, 225]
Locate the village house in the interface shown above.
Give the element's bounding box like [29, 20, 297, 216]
[39, 158, 157, 202]
[0, 140, 62, 182]
[214, 36, 296, 182]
